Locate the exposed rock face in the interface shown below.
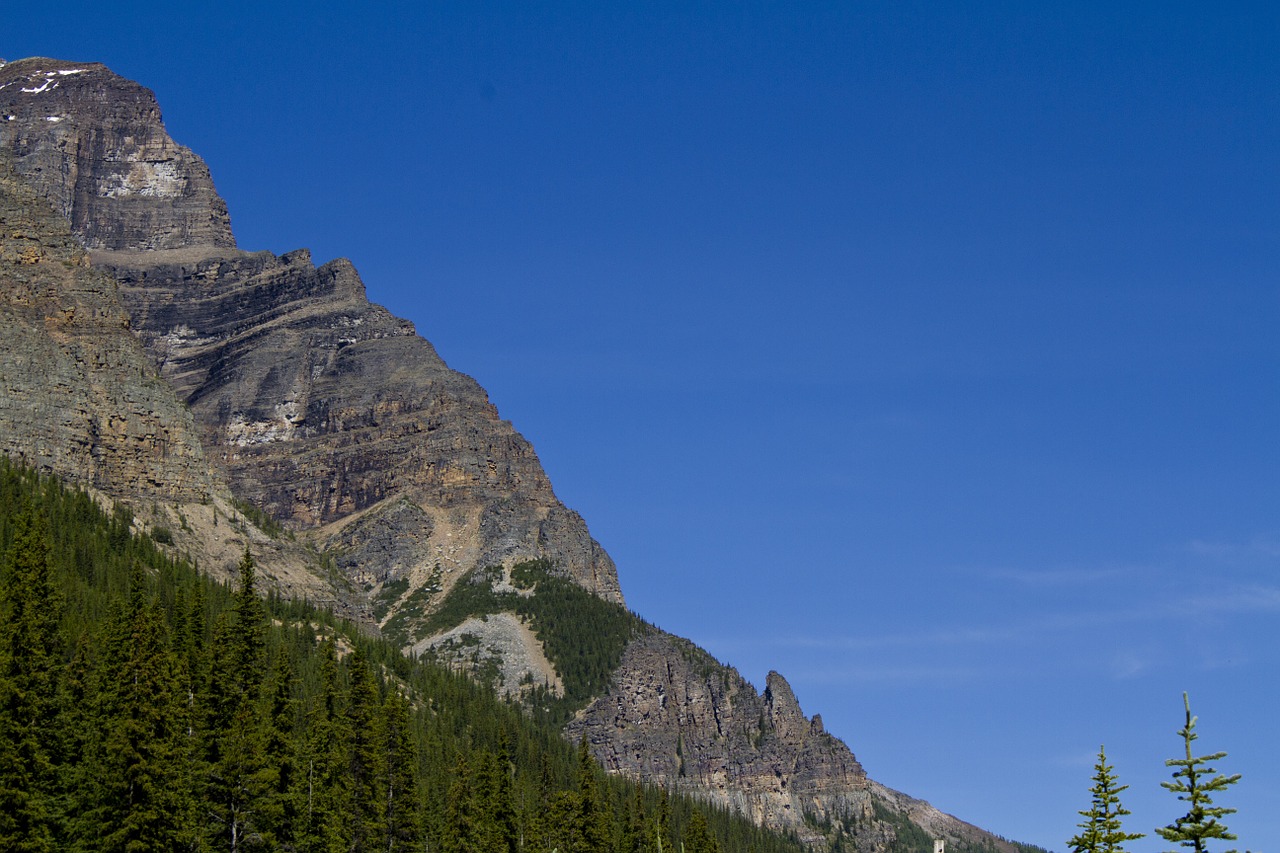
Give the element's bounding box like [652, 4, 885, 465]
[0, 162, 213, 501]
[569, 632, 1019, 853]
[0, 57, 622, 632]
[567, 633, 872, 846]
[0, 57, 234, 251]
[0, 159, 336, 603]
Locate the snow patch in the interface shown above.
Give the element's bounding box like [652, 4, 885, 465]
[20, 78, 55, 95]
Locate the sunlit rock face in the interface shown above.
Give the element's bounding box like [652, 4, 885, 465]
[0, 57, 234, 251]
[0, 56, 622, 623]
[0, 163, 213, 502]
[1, 55, 1022, 852]
[567, 632, 872, 847]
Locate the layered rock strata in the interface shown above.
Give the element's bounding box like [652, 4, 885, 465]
[0, 57, 234, 251]
[2, 54, 1022, 852]
[0, 56, 622, 631]
[0, 160, 335, 602]
[568, 633, 871, 846]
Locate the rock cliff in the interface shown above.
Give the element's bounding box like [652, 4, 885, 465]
[0, 57, 233, 251]
[567, 632, 1012, 852]
[0, 55, 622, 634]
[0, 157, 336, 602]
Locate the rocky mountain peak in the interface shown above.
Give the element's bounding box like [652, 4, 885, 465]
[0, 57, 234, 251]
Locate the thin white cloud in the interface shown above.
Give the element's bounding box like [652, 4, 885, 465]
[980, 564, 1141, 587]
[1186, 535, 1280, 560]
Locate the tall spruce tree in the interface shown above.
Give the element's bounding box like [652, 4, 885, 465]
[205, 548, 270, 851]
[1156, 693, 1241, 853]
[90, 567, 194, 853]
[0, 502, 62, 853]
[256, 651, 302, 850]
[682, 811, 721, 853]
[345, 645, 384, 852]
[297, 638, 350, 853]
[379, 692, 422, 853]
[1067, 745, 1144, 853]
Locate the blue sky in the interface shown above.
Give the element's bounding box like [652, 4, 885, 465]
[10, 2, 1279, 848]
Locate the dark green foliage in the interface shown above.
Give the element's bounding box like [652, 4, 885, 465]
[371, 576, 410, 622]
[230, 496, 288, 540]
[426, 559, 649, 723]
[1068, 745, 1144, 853]
[0, 460, 807, 853]
[683, 810, 721, 853]
[0, 499, 62, 852]
[870, 800, 936, 853]
[1157, 693, 1241, 853]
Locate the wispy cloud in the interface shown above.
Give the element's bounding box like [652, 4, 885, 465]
[1186, 535, 1280, 560]
[980, 564, 1141, 587]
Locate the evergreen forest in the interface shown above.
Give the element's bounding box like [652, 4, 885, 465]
[0, 458, 813, 853]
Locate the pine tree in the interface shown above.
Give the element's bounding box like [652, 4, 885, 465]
[90, 569, 194, 853]
[204, 548, 270, 851]
[345, 645, 385, 852]
[297, 638, 350, 853]
[1067, 745, 1144, 853]
[1156, 693, 1241, 853]
[683, 811, 721, 853]
[576, 734, 613, 853]
[0, 501, 63, 853]
[379, 692, 422, 853]
[256, 651, 302, 851]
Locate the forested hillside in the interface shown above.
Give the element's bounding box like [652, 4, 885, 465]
[0, 459, 808, 853]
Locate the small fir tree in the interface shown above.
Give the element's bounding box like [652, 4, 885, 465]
[1156, 693, 1241, 853]
[1067, 745, 1144, 853]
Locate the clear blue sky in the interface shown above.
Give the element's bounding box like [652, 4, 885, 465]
[10, 3, 1279, 848]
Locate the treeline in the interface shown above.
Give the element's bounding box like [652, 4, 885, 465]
[0, 459, 808, 853]
[419, 560, 649, 726]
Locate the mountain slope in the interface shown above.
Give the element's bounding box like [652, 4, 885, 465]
[1, 55, 1035, 853]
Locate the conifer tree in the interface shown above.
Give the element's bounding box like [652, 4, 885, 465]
[379, 692, 422, 853]
[90, 568, 194, 853]
[1067, 746, 1144, 853]
[1156, 693, 1241, 853]
[683, 811, 721, 853]
[577, 734, 613, 853]
[0, 502, 62, 852]
[345, 645, 385, 852]
[297, 638, 350, 853]
[256, 651, 302, 850]
[204, 548, 270, 851]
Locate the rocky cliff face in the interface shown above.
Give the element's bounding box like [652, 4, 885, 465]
[567, 633, 871, 846]
[0, 56, 622, 634]
[0, 157, 336, 602]
[0, 162, 211, 501]
[0, 57, 234, 251]
[566, 632, 1011, 852]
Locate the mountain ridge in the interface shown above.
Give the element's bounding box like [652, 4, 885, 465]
[0, 55, 1030, 853]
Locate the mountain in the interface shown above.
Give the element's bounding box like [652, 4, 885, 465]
[0, 55, 1029, 853]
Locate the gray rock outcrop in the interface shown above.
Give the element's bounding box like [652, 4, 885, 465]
[1, 56, 622, 633]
